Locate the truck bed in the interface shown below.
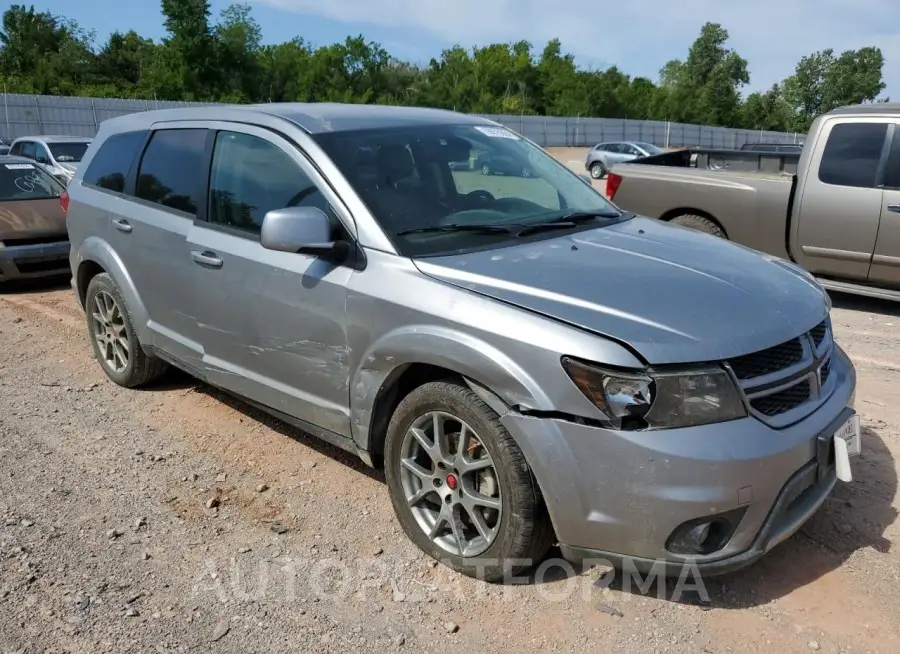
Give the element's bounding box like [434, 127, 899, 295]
[608, 152, 797, 261]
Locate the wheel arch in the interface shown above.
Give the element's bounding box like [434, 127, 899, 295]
[351, 328, 551, 467]
[74, 237, 150, 337]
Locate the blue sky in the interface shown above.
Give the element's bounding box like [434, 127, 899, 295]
[33, 0, 900, 97]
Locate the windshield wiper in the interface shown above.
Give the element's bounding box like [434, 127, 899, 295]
[396, 223, 515, 236]
[515, 210, 623, 237]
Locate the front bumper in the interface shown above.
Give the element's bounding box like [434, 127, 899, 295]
[501, 345, 856, 576]
[0, 240, 70, 282]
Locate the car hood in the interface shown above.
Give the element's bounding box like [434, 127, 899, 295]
[413, 216, 829, 365]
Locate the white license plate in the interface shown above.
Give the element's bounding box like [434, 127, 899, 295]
[835, 414, 862, 456]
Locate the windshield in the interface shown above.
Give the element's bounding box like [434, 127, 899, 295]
[314, 123, 624, 256]
[635, 143, 663, 155]
[0, 162, 63, 200]
[47, 141, 89, 163]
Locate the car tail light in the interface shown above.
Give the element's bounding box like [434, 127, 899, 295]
[606, 173, 623, 201]
[60, 189, 69, 215]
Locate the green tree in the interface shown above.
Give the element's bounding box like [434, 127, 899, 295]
[0, 3, 889, 137]
[783, 47, 886, 132]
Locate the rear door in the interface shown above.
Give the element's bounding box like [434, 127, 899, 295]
[869, 124, 900, 286]
[119, 125, 212, 367]
[794, 118, 891, 280]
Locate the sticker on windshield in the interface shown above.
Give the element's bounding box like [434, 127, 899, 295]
[473, 126, 520, 140]
[4, 163, 34, 170]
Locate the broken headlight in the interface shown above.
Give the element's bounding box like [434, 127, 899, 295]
[561, 357, 747, 430]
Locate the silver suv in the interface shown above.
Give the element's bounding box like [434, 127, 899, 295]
[65, 104, 858, 581]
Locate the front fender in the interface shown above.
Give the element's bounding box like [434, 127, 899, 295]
[75, 236, 150, 343]
[349, 325, 551, 450]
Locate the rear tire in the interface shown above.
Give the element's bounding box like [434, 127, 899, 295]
[590, 162, 606, 179]
[669, 214, 726, 238]
[385, 380, 554, 582]
[84, 273, 168, 388]
[481, 163, 491, 175]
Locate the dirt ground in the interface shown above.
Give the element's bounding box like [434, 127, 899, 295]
[1, 277, 898, 654]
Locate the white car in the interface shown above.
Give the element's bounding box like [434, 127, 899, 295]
[9, 135, 92, 184]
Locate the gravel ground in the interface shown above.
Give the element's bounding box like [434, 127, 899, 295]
[1, 280, 898, 654]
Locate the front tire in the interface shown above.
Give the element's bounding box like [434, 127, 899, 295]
[590, 162, 606, 179]
[84, 273, 167, 388]
[481, 163, 491, 175]
[385, 380, 553, 582]
[669, 213, 726, 238]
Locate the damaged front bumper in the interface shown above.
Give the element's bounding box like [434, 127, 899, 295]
[498, 346, 856, 577]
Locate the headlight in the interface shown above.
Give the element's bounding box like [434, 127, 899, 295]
[561, 357, 747, 430]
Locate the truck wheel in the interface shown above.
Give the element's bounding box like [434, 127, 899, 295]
[84, 273, 168, 388]
[669, 214, 726, 239]
[384, 380, 554, 582]
[590, 162, 606, 179]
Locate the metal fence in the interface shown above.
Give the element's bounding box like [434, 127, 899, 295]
[0, 93, 805, 149]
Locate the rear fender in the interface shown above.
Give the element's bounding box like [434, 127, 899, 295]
[75, 236, 150, 342]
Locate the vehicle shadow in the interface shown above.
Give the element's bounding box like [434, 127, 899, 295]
[0, 274, 71, 295]
[594, 423, 896, 609]
[828, 290, 900, 318]
[146, 369, 384, 484]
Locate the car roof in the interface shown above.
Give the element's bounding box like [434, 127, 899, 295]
[11, 134, 92, 143]
[99, 102, 497, 135]
[827, 103, 900, 116]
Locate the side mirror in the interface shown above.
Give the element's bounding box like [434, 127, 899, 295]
[260, 206, 349, 260]
[36, 155, 50, 165]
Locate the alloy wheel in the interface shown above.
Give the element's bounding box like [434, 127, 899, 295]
[399, 411, 502, 557]
[91, 290, 130, 373]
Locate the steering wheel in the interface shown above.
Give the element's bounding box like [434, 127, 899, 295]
[466, 190, 495, 203]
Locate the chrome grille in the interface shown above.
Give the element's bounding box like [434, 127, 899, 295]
[726, 317, 834, 427]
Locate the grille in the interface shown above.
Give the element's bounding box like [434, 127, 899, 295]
[810, 319, 828, 348]
[751, 380, 811, 416]
[728, 338, 804, 380]
[820, 358, 832, 385]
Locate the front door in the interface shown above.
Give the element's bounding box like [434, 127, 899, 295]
[794, 119, 890, 280]
[869, 124, 900, 287]
[186, 125, 356, 438]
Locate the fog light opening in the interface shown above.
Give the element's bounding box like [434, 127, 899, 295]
[666, 508, 746, 556]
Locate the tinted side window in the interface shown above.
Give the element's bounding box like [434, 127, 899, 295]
[136, 129, 207, 215]
[83, 130, 147, 193]
[9, 142, 22, 156]
[818, 123, 888, 188]
[20, 142, 36, 159]
[207, 131, 336, 236]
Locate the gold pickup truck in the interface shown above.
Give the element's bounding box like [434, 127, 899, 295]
[605, 103, 900, 303]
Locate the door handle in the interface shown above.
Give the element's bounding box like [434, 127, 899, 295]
[888, 204, 900, 214]
[112, 219, 132, 233]
[191, 250, 224, 268]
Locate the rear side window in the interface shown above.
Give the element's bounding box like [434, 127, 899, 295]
[818, 123, 887, 188]
[82, 130, 147, 193]
[136, 129, 208, 215]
